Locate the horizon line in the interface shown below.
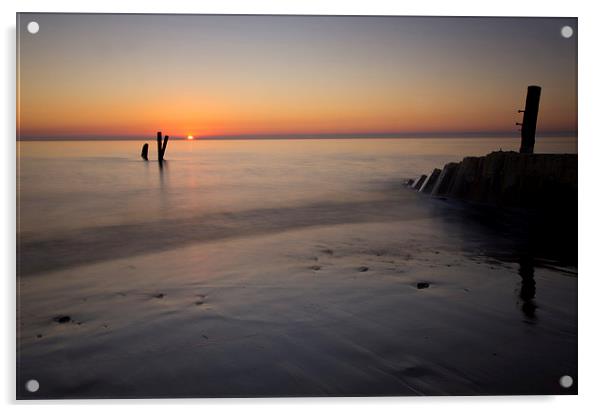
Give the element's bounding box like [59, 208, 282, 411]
[17, 130, 577, 141]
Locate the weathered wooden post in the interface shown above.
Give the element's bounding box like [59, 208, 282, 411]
[156, 131, 163, 163]
[140, 143, 149, 160]
[160, 135, 169, 161]
[517, 85, 542, 154]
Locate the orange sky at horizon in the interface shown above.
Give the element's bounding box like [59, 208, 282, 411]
[17, 14, 577, 139]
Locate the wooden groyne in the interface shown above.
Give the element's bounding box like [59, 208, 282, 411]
[405, 86, 577, 210]
[407, 151, 577, 209]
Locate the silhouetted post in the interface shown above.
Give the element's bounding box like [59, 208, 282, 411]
[156, 131, 163, 164]
[517, 86, 542, 154]
[160, 135, 169, 161]
[140, 143, 149, 160]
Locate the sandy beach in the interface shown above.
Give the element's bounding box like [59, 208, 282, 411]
[17, 185, 577, 398]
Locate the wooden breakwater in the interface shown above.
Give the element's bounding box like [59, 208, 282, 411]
[406, 85, 576, 210]
[406, 151, 577, 209]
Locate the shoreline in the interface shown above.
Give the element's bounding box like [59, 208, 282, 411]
[18, 200, 577, 398]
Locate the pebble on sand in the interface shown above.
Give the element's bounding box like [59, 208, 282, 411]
[53, 315, 71, 324]
[417, 282, 430, 289]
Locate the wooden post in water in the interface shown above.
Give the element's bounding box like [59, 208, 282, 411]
[156, 131, 163, 163]
[141, 143, 149, 160]
[160, 135, 169, 161]
[517, 86, 542, 154]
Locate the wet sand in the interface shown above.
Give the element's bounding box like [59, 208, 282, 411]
[17, 195, 577, 398]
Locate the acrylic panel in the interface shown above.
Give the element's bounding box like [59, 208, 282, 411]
[16, 13, 577, 399]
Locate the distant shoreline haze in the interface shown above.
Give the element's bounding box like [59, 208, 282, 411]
[17, 131, 577, 141]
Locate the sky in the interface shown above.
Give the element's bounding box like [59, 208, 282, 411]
[17, 14, 577, 139]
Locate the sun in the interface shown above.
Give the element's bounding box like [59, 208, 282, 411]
[187, 135, 194, 140]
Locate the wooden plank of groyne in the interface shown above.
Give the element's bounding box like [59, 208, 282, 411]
[448, 157, 481, 199]
[419, 168, 442, 194]
[431, 162, 459, 197]
[412, 174, 427, 190]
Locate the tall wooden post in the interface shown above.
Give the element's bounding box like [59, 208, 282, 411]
[518, 86, 542, 154]
[156, 131, 163, 163]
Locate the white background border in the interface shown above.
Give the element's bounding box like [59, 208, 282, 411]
[3, 0, 601, 411]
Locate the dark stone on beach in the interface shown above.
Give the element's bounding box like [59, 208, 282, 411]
[419, 168, 442, 194]
[53, 315, 71, 324]
[154, 293, 165, 299]
[358, 266, 369, 272]
[309, 265, 321, 271]
[36, 334, 43, 338]
[417, 282, 430, 289]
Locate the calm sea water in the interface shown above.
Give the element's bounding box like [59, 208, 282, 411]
[18, 137, 576, 238]
[17, 137, 578, 397]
